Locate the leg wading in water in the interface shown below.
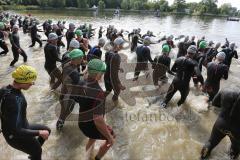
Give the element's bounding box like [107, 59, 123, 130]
[46, 68, 62, 90]
[30, 37, 42, 48]
[201, 90, 240, 159]
[57, 94, 76, 130]
[201, 117, 240, 159]
[0, 41, 9, 55]
[163, 81, 190, 107]
[104, 78, 121, 102]
[10, 48, 27, 67]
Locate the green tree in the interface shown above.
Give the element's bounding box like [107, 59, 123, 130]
[159, 0, 169, 12]
[38, 0, 49, 7]
[98, 0, 105, 10]
[51, 0, 65, 7]
[121, 0, 130, 10]
[186, 2, 198, 14]
[104, 0, 122, 8]
[200, 0, 218, 14]
[77, 0, 88, 8]
[172, 0, 186, 12]
[219, 3, 232, 15]
[65, 0, 78, 7]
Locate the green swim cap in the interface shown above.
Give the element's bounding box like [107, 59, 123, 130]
[75, 30, 83, 36]
[48, 19, 52, 24]
[162, 45, 170, 53]
[69, 49, 84, 59]
[88, 59, 106, 74]
[199, 41, 207, 49]
[0, 22, 4, 30]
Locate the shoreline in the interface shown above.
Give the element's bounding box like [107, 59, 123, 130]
[0, 5, 237, 18]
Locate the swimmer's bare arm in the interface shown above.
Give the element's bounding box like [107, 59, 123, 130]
[94, 115, 114, 146]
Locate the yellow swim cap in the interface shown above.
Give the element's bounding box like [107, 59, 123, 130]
[12, 65, 37, 84]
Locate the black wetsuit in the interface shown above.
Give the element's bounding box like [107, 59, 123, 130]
[44, 43, 62, 89]
[58, 63, 81, 123]
[29, 25, 42, 47]
[10, 19, 15, 30]
[177, 42, 186, 58]
[205, 48, 218, 64]
[189, 40, 196, 46]
[222, 48, 238, 69]
[192, 51, 205, 86]
[204, 62, 228, 101]
[163, 56, 202, 106]
[56, 29, 65, 48]
[61, 51, 70, 65]
[22, 19, 29, 34]
[18, 19, 22, 28]
[87, 46, 102, 61]
[131, 34, 139, 52]
[44, 24, 52, 39]
[9, 32, 27, 66]
[42, 21, 47, 32]
[152, 55, 174, 85]
[0, 85, 51, 160]
[76, 80, 108, 140]
[66, 30, 75, 50]
[201, 90, 240, 159]
[98, 29, 103, 39]
[104, 51, 122, 101]
[134, 45, 153, 80]
[0, 30, 8, 55]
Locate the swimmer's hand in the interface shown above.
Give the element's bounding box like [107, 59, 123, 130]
[119, 68, 124, 73]
[39, 130, 50, 140]
[107, 136, 115, 147]
[119, 84, 126, 90]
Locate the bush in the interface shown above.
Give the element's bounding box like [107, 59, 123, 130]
[98, 0, 105, 10]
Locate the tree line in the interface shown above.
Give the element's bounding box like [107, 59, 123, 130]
[1, 0, 240, 16]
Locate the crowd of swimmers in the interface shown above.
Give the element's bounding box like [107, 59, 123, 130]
[0, 12, 239, 160]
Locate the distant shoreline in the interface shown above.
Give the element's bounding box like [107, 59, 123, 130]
[1, 5, 239, 18]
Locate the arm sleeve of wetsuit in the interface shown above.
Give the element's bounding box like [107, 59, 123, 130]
[69, 71, 80, 85]
[212, 91, 221, 108]
[194, 63, 204, 85]
[198, 57, 204, 72]
[99, 50, 102, 59]
[167, 59, 175, 75]
[171, 61, 177, 73]
[152, 57, 157, 69]
[4, 96, 39, 137]
[111, 54, 121, 85]
[229, 95, 240, 120]
[234, 50, 238, 59]
[53, 47, 62, 62]
[223, 66, 229, 80]
[128, 33, 131, 40]
[145, 48, 153, 63]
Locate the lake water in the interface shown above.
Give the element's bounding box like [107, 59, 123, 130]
[0, 10, 240, 160]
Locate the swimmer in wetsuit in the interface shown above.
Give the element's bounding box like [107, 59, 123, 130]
[76, 59, 116, 160]
[161, 45, 202, 108]
[0, 65, 51, 160]
[201, 89, 240, 160]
